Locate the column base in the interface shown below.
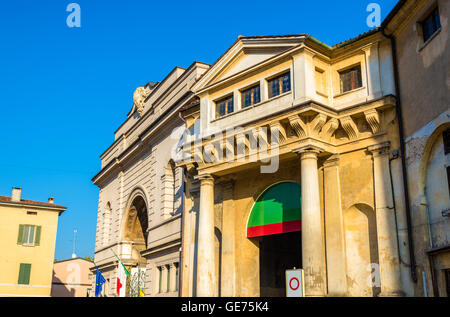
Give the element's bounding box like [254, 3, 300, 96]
[377, 290, 405, 297]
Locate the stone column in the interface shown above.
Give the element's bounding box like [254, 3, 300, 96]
[323, 155, 347, 296]
[221, 180, 236, 296]
[161, 265, 169, 293]
[294, 146, 326, 296]
[368, 142, 404, 296]
[169, 263, 177, 293]
[196, 174, 216, 297]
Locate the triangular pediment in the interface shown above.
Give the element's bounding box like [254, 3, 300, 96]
[193, 35, 306, 93]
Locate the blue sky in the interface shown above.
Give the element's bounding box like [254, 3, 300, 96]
[0, 0, 398, 260]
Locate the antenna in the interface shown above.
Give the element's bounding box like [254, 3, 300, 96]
[72, 229, 77, 259]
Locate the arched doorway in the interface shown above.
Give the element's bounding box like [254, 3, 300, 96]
[247, 182, 302, 297]
[122, 193, 148, 297]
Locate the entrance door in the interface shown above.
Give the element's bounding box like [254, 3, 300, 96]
[259, 231, 302, 297]
[247, 182, 302, 297]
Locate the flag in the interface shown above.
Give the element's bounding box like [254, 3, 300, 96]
[94, 267, 106, 297]
[116, 260, 130, 297]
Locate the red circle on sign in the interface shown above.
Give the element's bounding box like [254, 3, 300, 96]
[289, 277, 300, 290]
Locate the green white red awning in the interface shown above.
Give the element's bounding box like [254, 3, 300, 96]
[247, 182, 302, 238]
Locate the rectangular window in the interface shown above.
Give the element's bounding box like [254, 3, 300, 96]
[18, 263, 31, 285]
[447, 166, 450, 199]
[158, 267, 162, 293]
[268, 72, 291, 98]
[215, 95, 234, 118]
[339, 65, 362, 93]
[166, 265, 170, 293]
[422, 7, 441, 42]
[443, 129, 450, 155]
[17, 225, 41, 246]
[242, 85, 261, 108]
[175, 263, 179, 291]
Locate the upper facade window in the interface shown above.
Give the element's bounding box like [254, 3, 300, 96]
[443, 129, 450, 155]
[242, 84, 261, 108]
[215, 95, 234, 118]
[17, 224, 41, 246]
[422, 7, 441, 43]
[268, 72, 291, 98]
[339, 65, 362, 93]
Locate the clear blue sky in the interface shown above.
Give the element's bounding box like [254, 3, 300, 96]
[0, 0, 399, 260]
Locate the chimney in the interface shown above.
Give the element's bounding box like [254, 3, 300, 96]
[48, 197, 54, 204]
[11, 187, 22, 202]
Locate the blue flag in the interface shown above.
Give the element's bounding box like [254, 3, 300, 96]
[95, 267, 106, 297]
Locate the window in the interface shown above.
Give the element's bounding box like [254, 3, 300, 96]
[26, 211, 37, 215]
[268, 72, 291, 98]
[166, 265, 170, 293]
[447, 166, 450, 199]
[242, 85, 261, 108]
[175, 263, 179, 291]
[443, 129, 450, 155]
[17, 225, 41, 246]
[158, 267, 163, 293]
[18, 263, 31, 285]
[444, 129, 450, 199]
[422, 7, 441, 42]
[215, 95, 234, 118]
[339, 65, 362, 93]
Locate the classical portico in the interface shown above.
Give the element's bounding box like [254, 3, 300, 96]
[178, 33, 410, 297]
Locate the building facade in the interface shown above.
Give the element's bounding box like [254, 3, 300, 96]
[383, 0, 450, 297]
[178, 32, 411, 297]
[92, 0, 449, 297]
[51, 258, 94, 297]
[91, 62, 209, 297]
[0, 187, 66, 297]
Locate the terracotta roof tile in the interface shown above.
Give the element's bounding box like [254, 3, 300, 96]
[0, 195, 66, 209]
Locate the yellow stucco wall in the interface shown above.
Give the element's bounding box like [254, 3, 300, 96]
[0, 204, 59, 296]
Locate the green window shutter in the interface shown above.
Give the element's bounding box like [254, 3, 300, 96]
[17, 225, 24, 245]
[18, 263, 31, 285]
[34, 226, 41, 246]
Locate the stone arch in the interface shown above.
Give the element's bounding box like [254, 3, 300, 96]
[245, 181, 302, 238]
[343, 203, 380, 296]
[422, 123, 450, 247]
[418, 122, 450, 202]
[120, 187, 149, 248]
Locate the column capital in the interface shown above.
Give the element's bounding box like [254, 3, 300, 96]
[292, 145, 324, 160]
[195, 173, 215, 184]
[323, 154, 340, 168]
[367, 141, 391, 157]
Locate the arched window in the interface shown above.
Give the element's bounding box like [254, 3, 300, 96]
[161, 160, 177, 218]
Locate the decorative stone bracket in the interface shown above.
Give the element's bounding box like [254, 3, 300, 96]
[177, 96, 395, 171]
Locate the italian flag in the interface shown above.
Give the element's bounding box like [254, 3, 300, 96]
[116, 261, 130, 297]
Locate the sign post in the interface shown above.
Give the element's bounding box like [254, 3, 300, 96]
[286, 268, 304, 297]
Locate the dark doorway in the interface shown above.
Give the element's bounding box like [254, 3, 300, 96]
[259, 231, 301, 297]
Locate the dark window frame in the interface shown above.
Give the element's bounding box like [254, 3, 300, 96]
[339, 65, 363, 93]
[215, 95, 234, 118]
[421, 6, 441, 43]
[443, 129, 450, 155]
[241, 84, 261, 108]
[268, 72, 291, 98]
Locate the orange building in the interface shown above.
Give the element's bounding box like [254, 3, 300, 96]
[51, 258, 94, 297]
